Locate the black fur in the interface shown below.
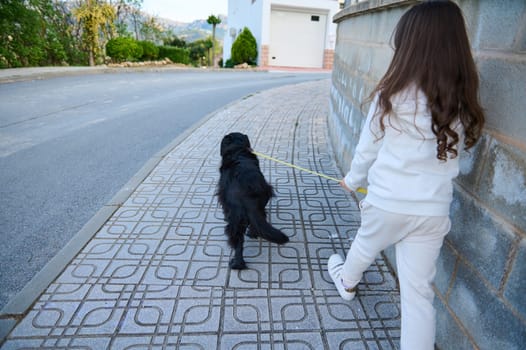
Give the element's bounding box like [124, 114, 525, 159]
[217, 132, 289, 269]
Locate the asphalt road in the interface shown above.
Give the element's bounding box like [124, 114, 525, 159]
[0, 70, 330, 310]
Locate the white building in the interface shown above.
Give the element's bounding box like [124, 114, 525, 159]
[224, 0, 341, 69]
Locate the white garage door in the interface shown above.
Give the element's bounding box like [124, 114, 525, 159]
[269, 9, 327, 68]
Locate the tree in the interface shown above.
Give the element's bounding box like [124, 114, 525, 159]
[167, 36, 186, 48]
[49, 1, 86, 65]
[140, 16, 164, 43]
[207, 15, 221, 67]
[231, 27, 257, 66]
[0, 0, 44, 67]
[0, 0, 81, 68]
[188, 38, 213, 67]
[73, 0, 116, 66]
[111, 0, 143, 38]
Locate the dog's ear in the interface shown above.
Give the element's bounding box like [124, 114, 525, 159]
[241, 133, 251, 149]
[220, 134, 234, 157]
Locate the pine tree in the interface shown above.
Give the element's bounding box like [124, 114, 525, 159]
[231, 27, 257, 66]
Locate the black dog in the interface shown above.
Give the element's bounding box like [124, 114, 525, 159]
[217, 132, 289, 269]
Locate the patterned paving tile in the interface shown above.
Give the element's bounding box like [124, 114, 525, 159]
[1, 80, 401, 349]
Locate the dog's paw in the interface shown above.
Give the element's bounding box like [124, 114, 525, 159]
[229, 258, 247, 270]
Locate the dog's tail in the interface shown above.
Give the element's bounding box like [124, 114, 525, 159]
[247, 210, 289, 244]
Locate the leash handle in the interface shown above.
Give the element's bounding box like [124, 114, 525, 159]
[252, 150, 367, 195]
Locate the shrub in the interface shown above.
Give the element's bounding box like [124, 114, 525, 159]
[157, 46, 190, 65]
[224, 58, 234, 68]
[0, 0, 80, 67]
[187, 38, 213, 66]
[231, 27, 257, 66]
[106, 37, 143, 62]
[167, 36, 186, 48]
[138, 40, 159, 61]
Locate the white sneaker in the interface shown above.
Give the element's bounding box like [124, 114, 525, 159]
[327, 254, 357, 301]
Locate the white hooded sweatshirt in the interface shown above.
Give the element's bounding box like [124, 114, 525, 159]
[344, 86, 463, 216]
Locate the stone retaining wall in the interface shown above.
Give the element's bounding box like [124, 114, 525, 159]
[329, 1, 526, 348]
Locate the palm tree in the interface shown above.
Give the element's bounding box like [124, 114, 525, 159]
[207, 15, 221, 67]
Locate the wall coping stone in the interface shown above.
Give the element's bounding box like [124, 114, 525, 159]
[334, 0, 419, 23]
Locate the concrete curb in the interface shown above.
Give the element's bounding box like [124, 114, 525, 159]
[0, 65, 329, 84]
[0, 66, 110, 84]
[0, 65, 269, 84]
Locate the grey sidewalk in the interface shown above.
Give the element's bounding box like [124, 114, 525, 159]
[0, 80, 400, 349]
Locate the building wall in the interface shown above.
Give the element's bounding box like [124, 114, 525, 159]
[224, 0, 339, 67]
[267, 0, 340, 51]
[323, 49, 335, 69]
[329, 0, 526, 349]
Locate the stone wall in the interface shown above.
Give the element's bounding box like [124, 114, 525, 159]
[329, 1, 526, 349]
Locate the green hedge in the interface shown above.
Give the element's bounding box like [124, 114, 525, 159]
[106, 37, 143, 62]
[138, 40, 159, 61]
[158, 46, 190, 65]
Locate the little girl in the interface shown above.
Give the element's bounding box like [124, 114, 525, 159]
[327, 1, 485, 349]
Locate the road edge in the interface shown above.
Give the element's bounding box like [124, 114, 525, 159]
[0, 65, 270, 84]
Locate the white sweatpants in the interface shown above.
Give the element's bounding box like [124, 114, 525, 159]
[341, 201, 450, 350]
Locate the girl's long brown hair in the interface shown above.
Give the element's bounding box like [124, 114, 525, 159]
[371, 0, 485, 161]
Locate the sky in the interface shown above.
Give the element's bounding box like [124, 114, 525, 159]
[141, 0, 228, 23]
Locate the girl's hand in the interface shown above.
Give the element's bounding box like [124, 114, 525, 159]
[339, 179, 353, 192]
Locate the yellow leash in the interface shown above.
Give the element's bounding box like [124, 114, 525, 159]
[252, 150, 367, 195]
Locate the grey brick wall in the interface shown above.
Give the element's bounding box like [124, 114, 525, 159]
[329, 1, 526, 349]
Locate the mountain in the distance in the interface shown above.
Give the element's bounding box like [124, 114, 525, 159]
[156, 15, 227, 43]
[60, 1, 226, 43]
